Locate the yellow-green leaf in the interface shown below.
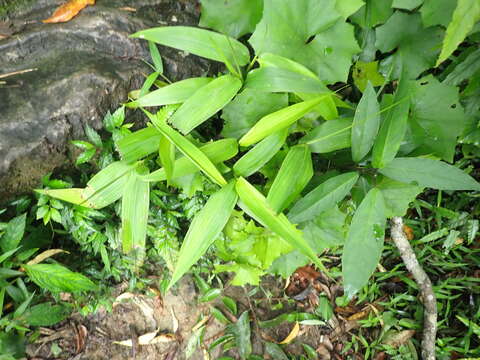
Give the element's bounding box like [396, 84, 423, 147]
[158, 134, 175, 185]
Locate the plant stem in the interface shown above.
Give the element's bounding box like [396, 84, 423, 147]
[390, 217, 437, 360]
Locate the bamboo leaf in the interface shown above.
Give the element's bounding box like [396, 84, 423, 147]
[158, 134, 175, 185]
[127, 78, 213, 108]
[288, 172, 359, 223]
[235, 177, 325, 271]
[342, 188, 386, 298]
[233, 129, 288, 177]
[145, 110, 227, 185]
[142, 138, 238, 182]
[35, 188, 92, 208]
[148, 41, 163, 73]
[169, 75, 242, 134]
[131, 26, 250, 66]
[267, 145, 313, 213]
[371, 74, 410, 168]
[121, 166, 150, 268]
[300, 118, 352, 153]
[239, 96, 329, 147]
[117, 127, 161, 163]
[378, 157, 480, 191]
[169, 182, 237, 288]
[351, 82, 380, 162]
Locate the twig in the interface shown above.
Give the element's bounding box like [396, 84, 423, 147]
[390, 217, 437, 360]
[0, 68, 37, 79]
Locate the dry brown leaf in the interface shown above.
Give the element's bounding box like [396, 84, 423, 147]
[118, 6, 136, 12]
[346, 309, 369, 321]
[113, 329, 174, 346]
[382, 329, 415, 347]
[403, 225, 414, 241]
[43, 0, 95, 24]
[279, 322, 300, 344]
[27, 249, 67, 265]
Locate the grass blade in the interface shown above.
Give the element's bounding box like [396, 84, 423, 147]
[158, 134, 175, 185]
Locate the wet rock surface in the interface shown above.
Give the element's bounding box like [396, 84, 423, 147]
[0, 0, 215, 200]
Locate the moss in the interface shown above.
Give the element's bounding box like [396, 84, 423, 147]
[0, 0, 36, 19]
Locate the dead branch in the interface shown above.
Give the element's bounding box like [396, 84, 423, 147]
[390, 217, 437, 360]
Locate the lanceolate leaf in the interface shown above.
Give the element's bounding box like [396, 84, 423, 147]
[229, 311, 252, 359]
[372, 73, 410, 168]
[127, 78, 213, 108]
[121, 166, 150, 268]
[148, 41, 163, 73]
[145, 110, 227, 185]
[267, 146, 313, 213]
[142, 139, 238, 182]
[300, 118, 352, 153]
[158, 134, 175, 185]
[351, 82, 380, 162]
[235, 177, 325, 271]
[436, 0, 480, 66]
[169, 75, 242, 134]
[131, 26, 250, 66]
[234, 129, 288, 177]
[118, 127, 161, 163]
[376, 176, 423, 217]
[342, 188, 386, 298]
[1, 213, 26, 253]
[239, 96, 329, 147]
[288, 172, 359, 223]
[35, 188, 91, 208]
[169, 182, 237, 288]
[378, 157, 480, 191]
[23, 264, 97, 293]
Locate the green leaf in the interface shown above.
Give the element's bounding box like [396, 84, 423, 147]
[158, 134, 175, 185]
[300, 118, 352, 153]
[199, 288, 222, 303]
[350, 0, 393, 28]
[35, 188, 89, 207]
[302, 206, 347, 251]
[408, 75, 466, 162]
[121, 166, 150, 268]
[378, 157, 480, 191]
[229, 311, 252, 359]
[371, 73, 410, 168]
[139, 72, 160, 97]
[84, 125, 102, 148]
[267, 146, 313, 213]
[24, 264, 97, 293]
[223, 297, 237, 315]
[117, 127, 161, 163]
[143, 138, 238, 182]
[169, 182, 237, 288]
[215, 263, 264, 286]
[288, 172, 359, 223]
[0, 247, 21, 264]
[23, 302, 71, 326]
[264, 342, 289, 360]
[444, 48, 480, 86]
[169, 75, 242, 134]
[376, 177, 423, 217]
[392, 0, 423, 11]
[131, 26, 250, 67]
[148, 41, 163, 73]
[436, 0, 480, 66]
[1, 214, 26, 253]
[351, 82, 381, 162]
[199, 0, 263, 38]
[75, 148, 96, 165]
[352, 61, 385, 92]
[249, 0, 360, 83]
[146, 110, 227, 186]
[335, 0, 365, 18]
[127, 77, 213, 108]
[342, 188, 386, 298]
[221, 89, 288, 139]
[239, 96, 330, 147]
[375, 12, 443, 79]
[234, 129, 288, 177]
[235, 178, 325, 271]
[420, 0, 456, 27]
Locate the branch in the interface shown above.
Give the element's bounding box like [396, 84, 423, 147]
[390, 217, 437, 360]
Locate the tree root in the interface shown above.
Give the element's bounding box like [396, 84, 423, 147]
[390, 217, 437, 360]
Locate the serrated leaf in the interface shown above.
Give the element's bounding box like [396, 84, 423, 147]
[23, 264, 97, 293]
[229, 311, 252, 359]
[84, 125, 102, 147]
[131, 26, 250, 67]
[372, 73, 410, 168]
[121, 166, 150, 268]
[235, 178, 325, 271]
[436, 0, 480, 66]
[239, 96, 329, 147]
[142, 138, 238, 182]
[23, 302, 71, 326]
[127, 77, 213, 108]
[169, 75, 242, 134]
[249, 0, 360, 83]
[300, 118, 352, 154]
[378, 157, 480, 191]
[145, 110, 227, 185]
[342, 188, 386, 298]
[288, 172, 359, 223]
[234, 129, 288, 177]
[199, 0, 263, 38]
[351, 82, 381, 162]
[221, 89, 288, 139]
[169, 182, 237, 289]
[1, 214, 26, 253]
[267, 146, 313, 213]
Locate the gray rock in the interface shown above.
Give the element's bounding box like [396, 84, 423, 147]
[0, 0, 216, 199]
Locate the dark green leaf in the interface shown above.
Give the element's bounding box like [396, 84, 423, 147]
[376, 177, 423, 217]
[1, 214, 26, 253]
[24, 264, 97, 293]
[420, 0, 456, 27]
[351, 0, 393, 28]
[23, 302, 71, 326]
[264, 342, 288, 360]
[199, 288, 222, 303]
[444, 48, 480, 86]
[300, 118, 352, 153]
[392, 0, 423, 11]
[229, 311, 252, 359]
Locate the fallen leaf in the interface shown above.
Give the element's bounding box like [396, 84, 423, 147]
[170, 307, 179, 333]
[346, 309, 369, 321]
[113, 329, 175, 346]
[403, 225, 414, 241]
[43, 0, 95, 24]
[279, 322, 300, 344]
[27, 249, 67, 265]
[382, 329, 415, 347]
